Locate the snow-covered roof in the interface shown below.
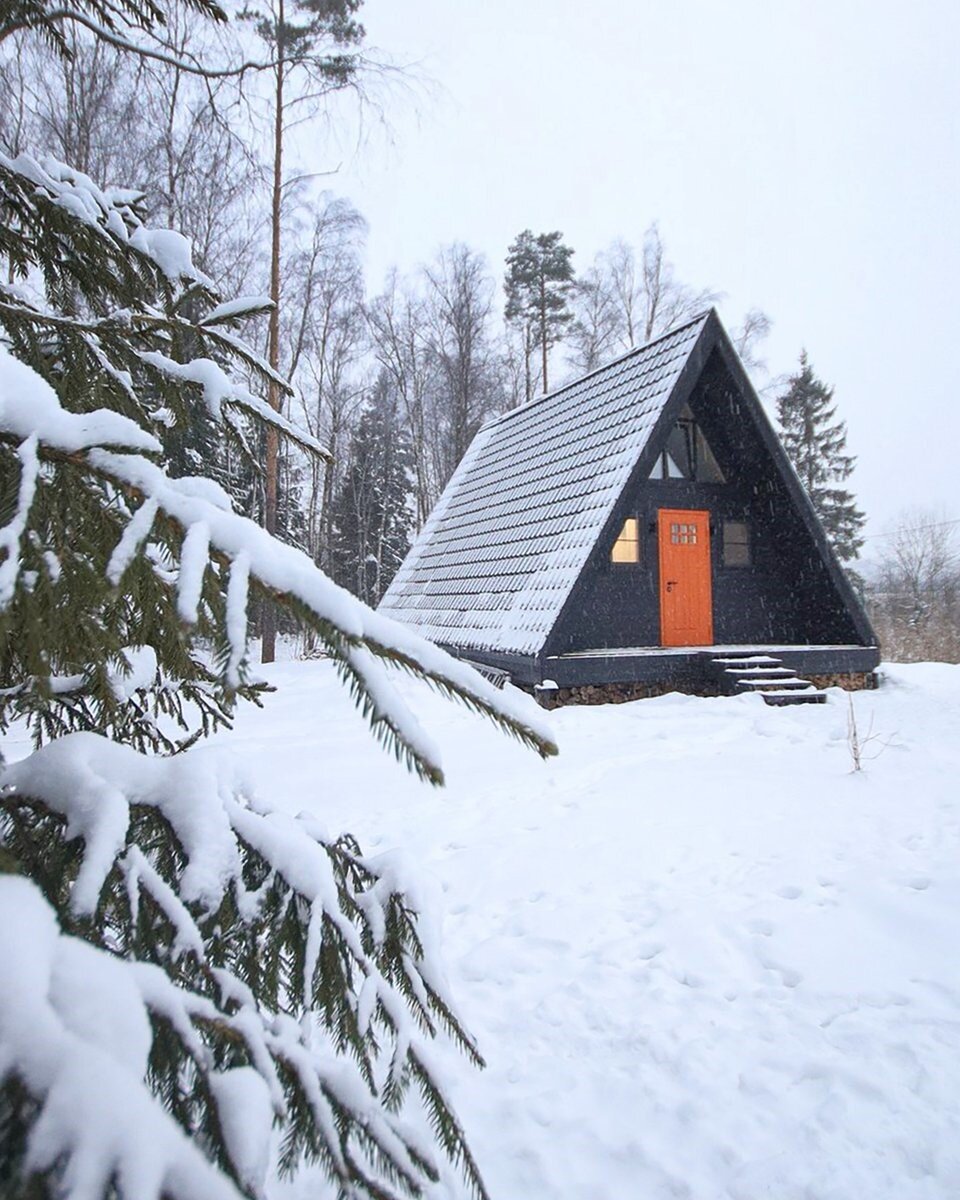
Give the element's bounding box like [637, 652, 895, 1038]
[379, 312, 712, 656]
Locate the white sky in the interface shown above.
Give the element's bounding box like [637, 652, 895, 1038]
[321, 0, 960, 550]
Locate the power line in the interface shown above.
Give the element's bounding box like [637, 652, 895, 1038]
[862, 518, 960, 541]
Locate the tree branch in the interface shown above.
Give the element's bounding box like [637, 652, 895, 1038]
[1, 8, 276, 77]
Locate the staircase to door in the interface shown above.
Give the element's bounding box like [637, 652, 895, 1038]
[708, 654, 826, 706]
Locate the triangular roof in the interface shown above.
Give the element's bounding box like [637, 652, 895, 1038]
[379, 310, 871, 656]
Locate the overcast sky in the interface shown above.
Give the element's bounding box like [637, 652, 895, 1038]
[322, 0, 960, 552]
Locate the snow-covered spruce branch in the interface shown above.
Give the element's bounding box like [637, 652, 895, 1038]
[0, 306, 323, 465]
[0, 297, 294, 398]
[129, 452, 554, 774]
[0, 876, 243, 1200]
[1, 651, 267, 755]
[136, 349, 330, 462]
[0, 350, 557, 779]
[98, 447, 555, 775]
[0, 734, 489, 1200]
[0, 151, 200, 282]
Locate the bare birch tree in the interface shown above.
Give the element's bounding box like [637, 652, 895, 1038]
[239, 0, 364, 662]
[424, 243, 504, 487]
[567, 258, 623, 374]
[282, 197, 368, 569]
[367, 271, 436, 524]
[569, 225, 770, 378]
[868, 509, 960, 662]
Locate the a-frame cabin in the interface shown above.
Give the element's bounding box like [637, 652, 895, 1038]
[379, 311, 879, 706]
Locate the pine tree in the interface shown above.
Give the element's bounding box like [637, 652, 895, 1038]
[504, 229, 574, 400]
[0, 7, 556, 1198]
[776, 352, 866, 563]
[328, 375, 415, 606]
[239, 0, 364, 665]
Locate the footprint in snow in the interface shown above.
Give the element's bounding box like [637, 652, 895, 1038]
[775, 885, 803, 900]
[670, 968, 704, 988]
[756, 948, 803, 989]
[902, 875, 931, 891]
[745, 918, 774, 937]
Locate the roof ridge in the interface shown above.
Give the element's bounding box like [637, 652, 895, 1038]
[485, 308, 714, 429]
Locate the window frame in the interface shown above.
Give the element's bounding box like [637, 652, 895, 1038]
[610, 515, 641, 565]
[648, 405, 725, 484]
[722, 519, 751, 568]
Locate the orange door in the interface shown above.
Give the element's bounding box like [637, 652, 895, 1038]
[658, 508, 713, 646]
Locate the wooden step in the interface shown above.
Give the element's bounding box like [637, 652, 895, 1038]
[761, 689, 827, 706]
[712, 655, 782, 666]
[708, 653, 826, 705]
[735, 676, 811, 690]
[724, 666, 795, 680]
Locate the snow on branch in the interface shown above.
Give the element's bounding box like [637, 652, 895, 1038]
[200, 296, 273, 326]
[0, 152, 328, 462]
[0, 346, 160, 456]
[138, 349, 330, 460]
[0, 150, 212, 288]
[0, 733, 491, 1200]
[0, 876, 244, 1200]
[89, 446, 556, 776]
[0, 434, 39, 606]
[0, 346, 556, 778]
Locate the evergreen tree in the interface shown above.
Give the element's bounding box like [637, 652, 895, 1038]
[776, 352, 866, 563]
[0, 6, 556, 1198]
[328, 374, 414, 606]
[504, 229, 574, 400]
[239, 0, 365, 665]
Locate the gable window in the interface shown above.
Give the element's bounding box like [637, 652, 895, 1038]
[723, 520, 751, 566]
[610, 517, 640, 563]
[648, 404, 725, 483]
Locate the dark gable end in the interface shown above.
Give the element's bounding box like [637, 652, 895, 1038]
[545, 314, 876, 655]
[705, 325, 876, 647]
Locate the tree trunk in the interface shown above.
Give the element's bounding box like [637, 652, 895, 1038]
[261, 14, 285, 664]
[524, 325, 532, 406]
[539, 274, 548, 394]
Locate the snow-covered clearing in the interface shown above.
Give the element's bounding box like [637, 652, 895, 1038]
[7, 662, 960, 1197]
[205, 660, 960, 1199]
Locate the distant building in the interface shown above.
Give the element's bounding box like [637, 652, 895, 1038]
[380, 311, 879, 706]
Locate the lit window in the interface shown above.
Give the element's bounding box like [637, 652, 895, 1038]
[723, 521, 750, 566]
[611, 517, 640, 563]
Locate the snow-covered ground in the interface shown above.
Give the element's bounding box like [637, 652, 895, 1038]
[199, 660, 960, 1200]
[8, 662, 958, 1198]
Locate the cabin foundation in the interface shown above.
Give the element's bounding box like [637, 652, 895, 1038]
[530, 669, 878, 710]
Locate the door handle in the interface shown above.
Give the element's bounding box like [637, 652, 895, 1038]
[666, 580, 678, 592]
